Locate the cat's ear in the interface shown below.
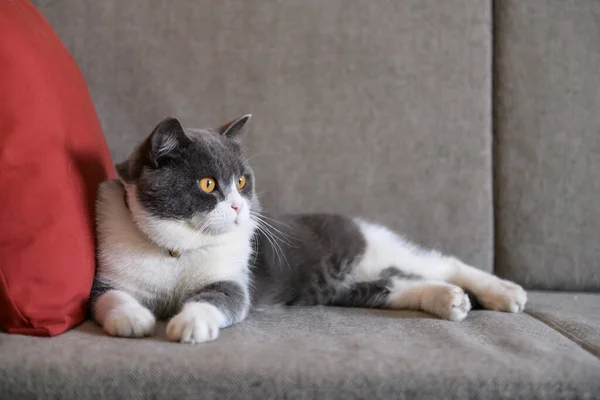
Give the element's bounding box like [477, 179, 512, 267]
[149, 117, 191, 165]
[217, 114, 252, 140]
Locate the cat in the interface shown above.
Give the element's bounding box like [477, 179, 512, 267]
[91, 115, 527, 344]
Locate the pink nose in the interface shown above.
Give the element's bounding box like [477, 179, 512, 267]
[231, 203, 242, 214]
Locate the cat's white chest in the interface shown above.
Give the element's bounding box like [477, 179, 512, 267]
[96, 180, 253, 313]
[173, 243, 252, 294]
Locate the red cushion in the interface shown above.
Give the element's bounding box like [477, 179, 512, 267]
[0, 0, 115, 336]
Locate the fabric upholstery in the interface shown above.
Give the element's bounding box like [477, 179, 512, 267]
[527, 291, 600, 358]
[31, 0, 494, 271]
[1, 307, 599, 399]
[0, 0, 115, 336]
[494, 0, 600, 290]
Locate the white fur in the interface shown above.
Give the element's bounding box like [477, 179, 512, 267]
[387, 281, 471, 321]
[94, 180, 254, 338]
[156, 135, 179, 158]
[353, 219, 527, 320]
[95, 290, 156, 337]
[166, 302, 226, 343]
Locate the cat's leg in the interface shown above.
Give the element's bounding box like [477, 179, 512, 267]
[166, 281, 250, 344]
[91, 279, 156, 337]
[386, 280, 472, 321]
[353, 219, 527, 313]
[330, 279, 471, 321]
[445, 257, 527, 313]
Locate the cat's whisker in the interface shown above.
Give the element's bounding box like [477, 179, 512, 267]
[251, 214, 298, 248]
[249, 235, 259, 267]
[260, 227, 292, 271]
[254, 224, 284, 268]
[251, 211, 294, 230]
[244, 150, 287, 164]
[252, 217, 297, 248]
[181, 218, 212, 251]
[252, 218, 291, 270]
[249, 211, 295, 237]
[253, 222, 280, 261]
[244, 152, 266, 163]
[248, 219, 261, 266]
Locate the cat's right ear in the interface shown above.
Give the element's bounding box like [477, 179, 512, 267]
[149, 117, 191, 166]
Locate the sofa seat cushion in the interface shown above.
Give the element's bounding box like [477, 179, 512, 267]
[527, 291, 600, 357]
[1, 306, 599, 399]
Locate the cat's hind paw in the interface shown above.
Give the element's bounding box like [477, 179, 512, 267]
[166, 302, 224, 344]
[431, 286, 471, 322]
[477, 279, 527, 313]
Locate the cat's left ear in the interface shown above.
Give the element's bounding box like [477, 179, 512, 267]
[217, 114, 252, 140]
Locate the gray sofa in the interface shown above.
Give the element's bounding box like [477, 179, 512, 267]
[2, 1, 599, 398]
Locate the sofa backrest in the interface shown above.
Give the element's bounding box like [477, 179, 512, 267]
[32, 0, 599, 290]
[494, 1, 600, 291]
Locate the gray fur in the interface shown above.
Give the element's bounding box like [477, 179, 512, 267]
[380, 266, 422, 280]
[249, 216, 429, 309]
[186, 281, 249, 324]
[89, 278, 114, 317]
[329, 280, 392, 308]
[250, 214, 369, 307]
[116, 116, 257, 223]
[151, 293, 182, 320]
[326, 268, 421, 309]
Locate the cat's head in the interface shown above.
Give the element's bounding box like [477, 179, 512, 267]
[116, 115, 259, 250]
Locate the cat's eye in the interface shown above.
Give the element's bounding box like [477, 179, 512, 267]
[199, 177, 216, 193]
[237, 176, 247, 190]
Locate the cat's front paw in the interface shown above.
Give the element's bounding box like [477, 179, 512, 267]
[103, 304, 156, 338]
[477, 279, 527, 313]
[167, 302, 224, 344]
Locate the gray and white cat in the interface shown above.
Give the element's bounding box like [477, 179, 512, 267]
[92, 115, 527, 344]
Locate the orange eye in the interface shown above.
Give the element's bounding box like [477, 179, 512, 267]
[237, 176, 247, 190]
[199, 177, 216, 193]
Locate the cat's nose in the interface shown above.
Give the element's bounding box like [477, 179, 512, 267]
[231, 203, 243, 214]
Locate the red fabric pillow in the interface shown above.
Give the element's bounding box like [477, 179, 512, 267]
[0, 0, 115, 336]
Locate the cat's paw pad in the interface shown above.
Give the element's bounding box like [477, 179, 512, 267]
[477, 279, 527, 313]
[103, 305, 156, 338]
[434, 286, 471, 322]
[167, 303, 223, 344]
